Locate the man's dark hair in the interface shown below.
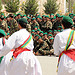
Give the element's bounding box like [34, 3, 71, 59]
[18, 22, 27, 28]
[62, 20, 72, 29]
[0, 33, 4, 38]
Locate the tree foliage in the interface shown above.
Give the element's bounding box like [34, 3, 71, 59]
[21, 0, 38, 15]
[4, 0, 19, 13]
[0, 0, 2, 11]
[44, 0, 59, 15]
[73, 2, 75, 14]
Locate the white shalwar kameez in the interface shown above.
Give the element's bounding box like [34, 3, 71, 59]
[53, 29, 75, 75]
[0, 38, 13, 75]
[0, 29, 42, 75]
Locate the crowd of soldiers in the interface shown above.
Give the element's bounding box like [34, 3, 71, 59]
[0, 12, 75, 56]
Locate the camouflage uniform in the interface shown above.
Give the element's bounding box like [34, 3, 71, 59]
[43, 21, 52, 32]
[0, 20, 8, 33]
[26, 24, 31, 33]
[8, 19, 19, 35]
[35, 41, 50, 56]
[52, 21, 61, 30]
[31, 21, 39, 30]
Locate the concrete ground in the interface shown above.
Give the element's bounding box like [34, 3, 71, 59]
[37, 56, 58, 75]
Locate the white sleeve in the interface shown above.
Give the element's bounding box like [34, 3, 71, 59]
[53, 34, 60, 56]
[0, 33, 17, 57]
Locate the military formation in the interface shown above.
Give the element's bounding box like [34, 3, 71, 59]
[0, 12, 75, 56]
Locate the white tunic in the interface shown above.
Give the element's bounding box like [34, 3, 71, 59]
[0, 38, 13, 75]
[0, 29, 42, 75]
[53, 29, 75, 75]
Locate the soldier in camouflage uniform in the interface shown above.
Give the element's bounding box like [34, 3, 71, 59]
[39, 31, 44, 40]
[33, 34, 40, 54]
[52, 15, 62, 30]
[43, 15, 52, 32]
[8, 14, 19, 35]
[31, 18, 39, 30]
[35, 36, 50, 56]
[36, 16, 43, 30]
[41, 15, 46, 31]
[49, 37, 54, 55]
[0, 16, 8, 33]
[26, 17, 32, 32]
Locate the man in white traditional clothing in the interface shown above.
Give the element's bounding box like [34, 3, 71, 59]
[0, 18, 42, 75]
[53, 16, 75, 75]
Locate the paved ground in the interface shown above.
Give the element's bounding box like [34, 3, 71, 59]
[37, 56, 58, 75]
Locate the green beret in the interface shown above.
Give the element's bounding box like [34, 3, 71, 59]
[17, 13, 21, 16]
[31, 30, 35, 32]
[31, 33, 34, 36]
[62, 16, 73, 25]
[54, 16, 56, 19]
[58, 15, 63, 18]
[50, 13, 54, 16]
[58, 26, 62, 28]
[48, 34, 52, 37]
[45, 15, 49, 18]
[23, 14, 26, 17]
[8, 26, 10, 29]
[54, 30, 57, 32]
[7, 33, 10, 36]
[56, 14, 60, 17]
[42, 15, 45, 17]
[14, 15, 17, 18]
[43, 32, 47, 35]
[34, 26, 38, 28]
[1, 13, 4, 16]
[50, 37, 54, 40]
[37, 29, 41, 31]
[35, 34, 39, 37]
[27, 17, 31, 19]
[73, 14, 75, 17]
[58, 30, 61, 32]
[36, 16, 42, 19]
[38, 36, 41, 40]
[48, 30, 52, 32]
[18, 18, 28, 24]
[0, 29, 5, 36]
[39, 31, 43, 34]
[61, 29, 63, 31]
[4, 16, 6, 19]
[69, 13, 73, 16]
[32, 18, 36, 21]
